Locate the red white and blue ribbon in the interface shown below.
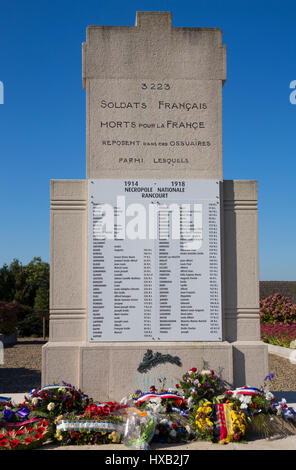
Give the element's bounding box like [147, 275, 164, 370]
[134, 392, 186, 405]
[0, 396, 11, 403]
[225, 386, 261, 397]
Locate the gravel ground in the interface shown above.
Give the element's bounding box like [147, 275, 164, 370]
[0, 339, 296, 393]
[0, 338, 46, 393]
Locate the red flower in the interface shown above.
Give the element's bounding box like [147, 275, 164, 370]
[0, 434, 4, 439]
[41, 420, 48, 427]
[34, 433, 43, 439]
[36, 427, 46, 434]
[16, 430, 23, 435]
[174, 398, 183, 407]
[9, 439, 19, 448]
[0, 439, 8, 447]
[24, 437, 34, 445]
[190, 368, 197, 373]
[150, 386, 156, 393]
[175, 384, 179, 389]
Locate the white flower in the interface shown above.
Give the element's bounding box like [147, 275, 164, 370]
[31, 397, 39, 406]
[169, 429, 177, 438]
[47, 402, 55, 411]
[185, 425, 191, 434]
[159, 418, 168, 424]
[146, 398, 166, 414]
[240, 403, 248, 410]
[239, 395, 252, 405]
[281, 398, 287, 404]
[187, 397, 194, 406]
[58, 387, 66, 393]
[200, 370, 211, 375]
[265, 391, 274, 401]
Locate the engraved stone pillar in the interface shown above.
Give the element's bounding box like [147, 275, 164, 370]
[43, 12, 268, 398]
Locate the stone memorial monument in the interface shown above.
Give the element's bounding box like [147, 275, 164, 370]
[42, 12, 268, 400]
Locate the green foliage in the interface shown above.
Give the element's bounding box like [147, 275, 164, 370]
[0, 264, 15, 302]
[17, 312, 44, 337]
[0, 258, 49, 337]
[0, 303, 18, 335]
[0, 257, 49, 309]
[34, 287, 49, 311]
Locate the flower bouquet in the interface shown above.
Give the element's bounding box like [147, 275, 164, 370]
[153, 417, 192, 444]
[26, 383, 91, 419]
[222, 374, 296, 438]
[122, 407, 156, 450]
[0, 419, 50, 450]
[193, 400, 247, 444]
[176, 367, 228, 408]
[54, 412, 124, 446]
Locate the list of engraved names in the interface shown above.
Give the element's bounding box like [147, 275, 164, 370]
[88, 179, 222, 341]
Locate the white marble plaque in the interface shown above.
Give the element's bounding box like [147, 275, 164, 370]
[88, 179, 222, 342]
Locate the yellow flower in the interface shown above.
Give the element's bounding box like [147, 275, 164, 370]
[55, 430, 63, 441]
[108, 431, 121, 443]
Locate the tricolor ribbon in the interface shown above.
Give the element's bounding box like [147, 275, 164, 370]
[29, 385, 88, 398]
[0, 396, 11, 403]
[134, 392, 187, 405]
[225, 387, 261, 397]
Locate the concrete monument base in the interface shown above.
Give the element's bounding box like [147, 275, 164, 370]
[42, 340, 267, 401]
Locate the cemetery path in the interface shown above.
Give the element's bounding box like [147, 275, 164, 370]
[0, 340, 295, 393]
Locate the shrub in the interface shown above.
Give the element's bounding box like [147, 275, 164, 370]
[261, 323, 296, 348]
[259, 293, 296, 325]
[17, 312, 44, 337]
[0, 303, 18, 336]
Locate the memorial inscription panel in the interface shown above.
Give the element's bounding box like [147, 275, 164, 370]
[88, 179, 222, 342]
[87, 79, 221, 177]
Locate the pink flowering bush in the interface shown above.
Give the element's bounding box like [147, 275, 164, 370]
[259, 294, 296, 325]
[260, 294, 296, 347]
[261, 323, 296, 348]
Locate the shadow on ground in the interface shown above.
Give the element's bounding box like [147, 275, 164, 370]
[272, 391, 296, 403]
[0, 368, 41, 393]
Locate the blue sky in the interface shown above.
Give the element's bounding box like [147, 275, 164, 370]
[0, 0, 295, 280]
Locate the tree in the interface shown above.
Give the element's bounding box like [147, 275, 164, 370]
[0, 264, 15, 301]
[0, 257, 49, 308]
[34, 286, 49, 310]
